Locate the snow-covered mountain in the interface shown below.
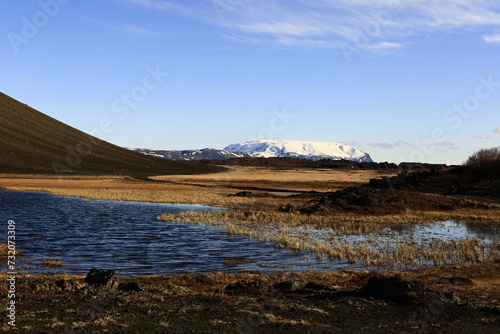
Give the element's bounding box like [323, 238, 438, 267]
[224, 140, 372, 162]
[133, 140, 372, 162]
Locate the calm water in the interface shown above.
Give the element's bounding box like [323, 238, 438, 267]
[0, 190, 343, 275]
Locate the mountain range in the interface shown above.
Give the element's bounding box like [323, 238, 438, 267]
[135, 140, 373, 162]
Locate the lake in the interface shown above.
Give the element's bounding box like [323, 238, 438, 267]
[0, 190, 347, 275]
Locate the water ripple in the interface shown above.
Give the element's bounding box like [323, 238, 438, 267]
[0, 190, 337, 275]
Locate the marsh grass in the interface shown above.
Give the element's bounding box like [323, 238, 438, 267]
[223, 257, 257, 267]
[157, 210, 499, 232]
[41, 258, 65, 269]
[0, 243, 21, 262]
[0, 244, 10, 257]
[4, 184, 281, 208]
[157, 210, 500, 269]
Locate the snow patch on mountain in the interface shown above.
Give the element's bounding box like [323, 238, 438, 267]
[224, 140, 372, 162]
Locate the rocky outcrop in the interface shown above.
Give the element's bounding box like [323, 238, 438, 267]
[84, 268, 119, 289]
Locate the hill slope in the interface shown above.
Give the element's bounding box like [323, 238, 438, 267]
[0, 93, 222, 176]
[224, 140, 373, 162]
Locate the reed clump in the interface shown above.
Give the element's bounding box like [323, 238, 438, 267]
[41, 258, 65, 269]
[157, 210, 500, 269]
[157, 209, 499, 234]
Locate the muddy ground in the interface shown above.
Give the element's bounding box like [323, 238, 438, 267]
[1, 264, 499, 333]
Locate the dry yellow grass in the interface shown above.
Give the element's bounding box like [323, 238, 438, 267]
[0, 175, 252, 206]
[157, 209, 500, 269]
[41, 258, 65, 269]
[0, 244, 9, 256]
[0, 166, 393, 206]
[152, 166, 397, 192]
[262, 313, 318, 327]
[157, 209, 500, 232]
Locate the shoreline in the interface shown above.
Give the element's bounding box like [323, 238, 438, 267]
[1, 263, 499, 333]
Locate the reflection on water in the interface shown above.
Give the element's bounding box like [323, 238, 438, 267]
[403, 220, 497, 241]
[284, 220, 498, 251]
[0, 191, 350, 275]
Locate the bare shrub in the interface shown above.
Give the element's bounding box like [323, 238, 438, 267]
[464, 147, 500, 176]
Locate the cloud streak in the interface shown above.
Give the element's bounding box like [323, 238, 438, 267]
[483, 30, 500, 43]
[118, 0, 500, 52]
[366, 140, 410, 149]
[87, 17, 160, 36]
[119, 0, 189, 15]
[366, 140, 460, 151]
[437, 142, 459, 150]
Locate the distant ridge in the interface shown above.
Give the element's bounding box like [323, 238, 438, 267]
[224, 140, 373, 162]
[0, 92, 222, 176]
[134, 148, 254, 161]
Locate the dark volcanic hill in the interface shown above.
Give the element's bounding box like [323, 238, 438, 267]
[0, 92, 223, 176]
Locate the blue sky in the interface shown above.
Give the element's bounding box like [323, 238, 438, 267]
[1, 0, 500, 164]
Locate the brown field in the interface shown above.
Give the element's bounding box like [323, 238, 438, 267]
[0, 167, 397, 206]
[1, 167, 498, 232]
[151, 166, 398, 192]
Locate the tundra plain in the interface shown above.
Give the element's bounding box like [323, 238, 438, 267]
[1, 165, 499, 333]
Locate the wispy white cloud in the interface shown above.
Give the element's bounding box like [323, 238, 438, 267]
[474, 134, 490, 139]
[367, 140, 410, 149]
[119, 0, 189, 15]
[414, 1, 500, 28]
[343, 140, 361, 147]
[366, 140, 461, 151]
[117, 0, 500, 52]
[359, 41, 404, 54]
[237, 21, 324, 37]
[437, 141, 459, 150]
[484, 33, 500, 43]
[493, 128, 500, 134]
[87, 17, 160, 36]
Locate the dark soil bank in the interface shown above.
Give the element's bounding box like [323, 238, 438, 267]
[2, 264, 499, 333]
